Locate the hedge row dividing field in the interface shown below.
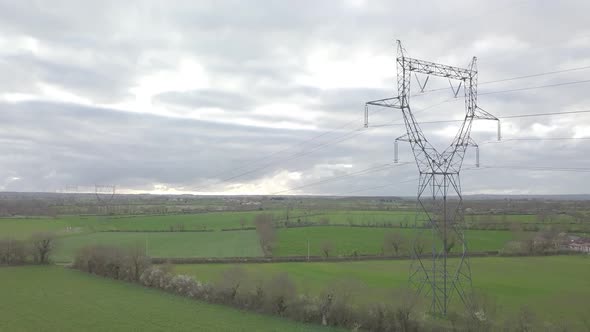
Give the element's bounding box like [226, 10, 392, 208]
[0, 266, 338, 332]
[175, 255, 590, 324]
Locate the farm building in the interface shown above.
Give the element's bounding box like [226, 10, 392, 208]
[566, 237, 590, 253]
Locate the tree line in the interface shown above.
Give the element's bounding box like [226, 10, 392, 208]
[0, 232, 56, 265]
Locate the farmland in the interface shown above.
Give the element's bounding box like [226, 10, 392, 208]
[52, 230, 262, 262]
[175, 255, 590, 322]
[0, 266, 338, 332]
[274, 226, 516, 257]
[20, 223, 519, 262]
[0, 208, 580, 263]
[1, 194, 589, 330]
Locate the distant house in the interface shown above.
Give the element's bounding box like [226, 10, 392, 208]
[565, 237, 590, 253]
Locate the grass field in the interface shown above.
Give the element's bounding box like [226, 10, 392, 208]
[0, 266, 338, 332]
[175, 255, 590, 323]
[1, 210, 576, 239]
[0, 217, 75, 239]
[0, 212, 573, 263]
[53, 231, 262, 262]
[275, 226, 516, 256]
[48, 225, 516, 262]
[0, 212, 266, 236]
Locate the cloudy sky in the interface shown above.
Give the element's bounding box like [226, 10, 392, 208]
[0, 0, 589, 196]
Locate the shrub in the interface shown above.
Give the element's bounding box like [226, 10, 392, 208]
[74, 245, 151, 281]
[168, 274, 202, 298]
[359, 303, 398, 332]
[30, 232, 55, 264]
[321, 240, 334, 258]
[319, 279, 364, 328]
[286, 294, 321, 323]
[0, 238, 28, 265]
[264, 273, 297, 316]
[214, 266, 247, 304]
[139, 266, 173, 289]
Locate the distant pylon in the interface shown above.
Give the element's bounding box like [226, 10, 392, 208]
[95, 184, 116, 214]
[364, 40, 499, 315]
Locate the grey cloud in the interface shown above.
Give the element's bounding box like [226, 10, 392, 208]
[0, 1, 588, 194]
[0, 101, 334, 191]
[0, 53, 134, 102]
[154, 89, 256, 112]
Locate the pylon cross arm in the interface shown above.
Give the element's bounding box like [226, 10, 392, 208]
[405, 57, 473, 81]
[366, 97, 402, 109]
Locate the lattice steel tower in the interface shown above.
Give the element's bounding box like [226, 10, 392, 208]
[95, 184, 117, 215]
[364, 40, 498, 315]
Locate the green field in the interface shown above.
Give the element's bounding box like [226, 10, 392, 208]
[275, 226, 516, 256]
[49, 226, 516, 262]
[0, 212, 266, 236]
[176, 255, 590, 323]
[53, 230, 262, 262]
[0, 217, 76, 239]
[0, 212, 573, 263]
[0, 266, 337, 332]
[1, 210, 575, 239]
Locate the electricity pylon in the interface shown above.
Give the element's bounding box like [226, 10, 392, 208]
[364, 40, 499, 315]
[95, 184, 116, 215]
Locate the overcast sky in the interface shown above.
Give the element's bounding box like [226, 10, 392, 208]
[0, 0, 589, 196]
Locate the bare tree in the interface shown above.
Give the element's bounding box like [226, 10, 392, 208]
[255, 214, 276, 256]
[463, 291, 498, 331]
[216, 266, 247, 303]
[319, 278, 364, 326]
[31, 232, 55, 264]
[412, 236, 426, 256]
[0, 238, 28, 265]
[392, 288, 420, 332]
[383, 231, 405, 256]
[265, 273, 296, 316]
[445, 234, 457, 254]
[321, 240, 334, 258]
[535, 228, 561, 251]
[126, 245, 151, 282]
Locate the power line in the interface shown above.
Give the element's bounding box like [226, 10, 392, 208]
[483, 137, 590, 143]
[314, 162, 590, 197]
[413, 65, 590, 95]
[271, 163, 393, 195]
[479, 65, 590, 85]
[475, 165, 590, 173]
[193, 128, 367, 191]
[201, 66, 590, 188]
[271, 162, 411, 195]
[198, 74, 590, 192]
[200, 119, 359, 182]
[371, 109, 590, 128]
[334, 177, 418, 196]
[193, 109, 395, 192]
[244, 110, 590, 195]
[479, 78, 590, 96]
[194, 99, 445, 192]
[200, 104, 590, 192]
[499, 109, 590, 119]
